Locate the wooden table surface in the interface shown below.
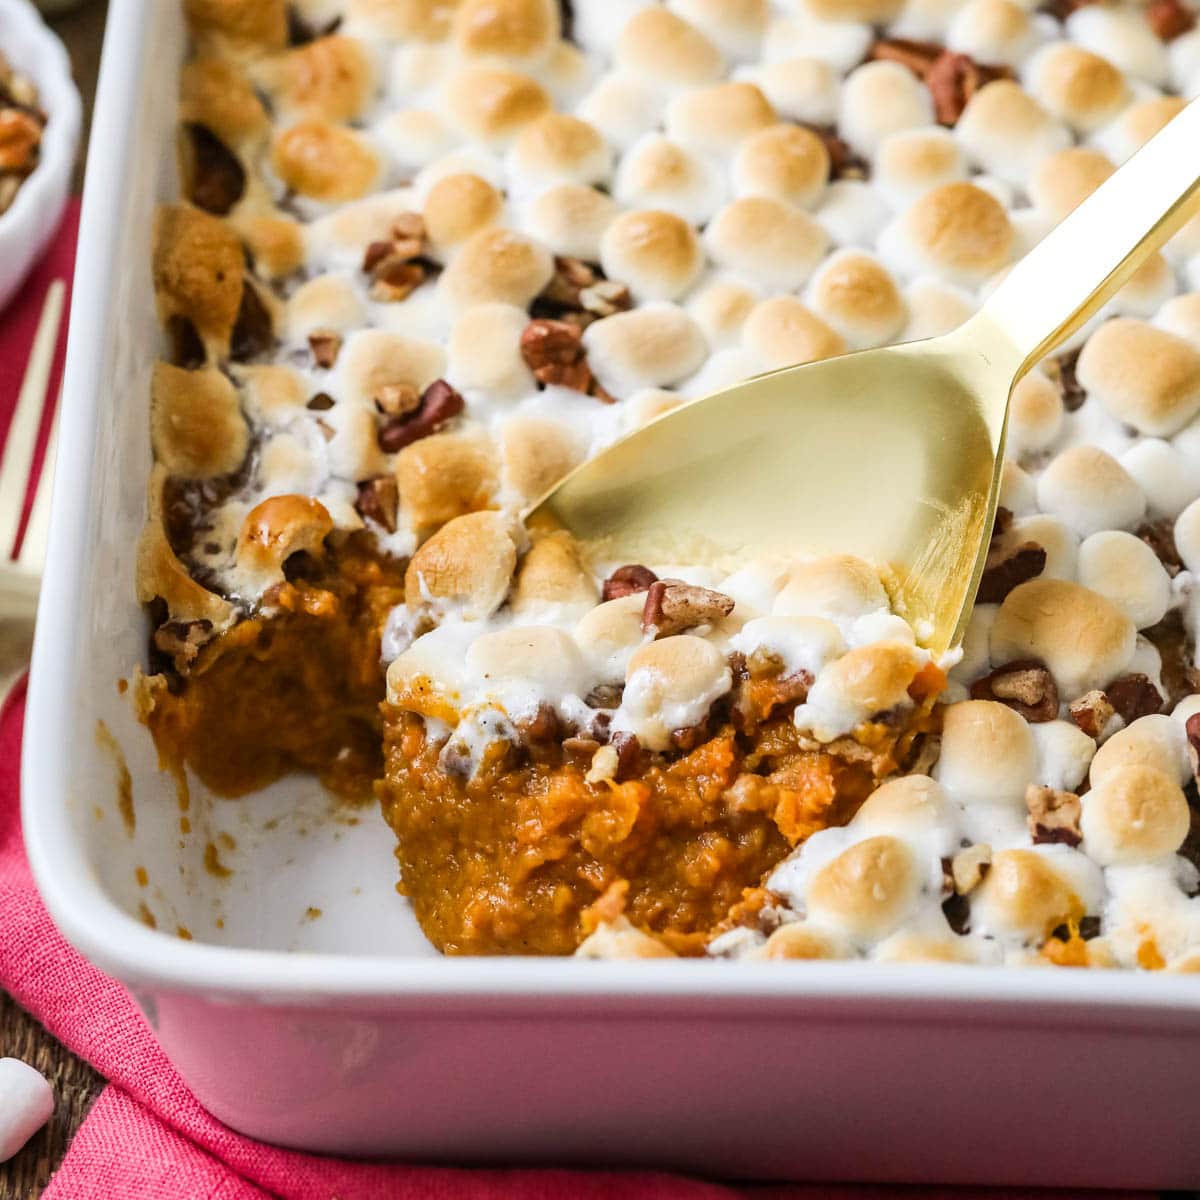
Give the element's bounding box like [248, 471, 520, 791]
[2, 5, 109, 1196]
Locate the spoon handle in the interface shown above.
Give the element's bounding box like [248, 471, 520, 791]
[976, 97, 1200, 380]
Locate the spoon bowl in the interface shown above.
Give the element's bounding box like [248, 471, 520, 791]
[532, 99, 1200, 653]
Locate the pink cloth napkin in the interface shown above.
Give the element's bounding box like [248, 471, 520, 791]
[0, 205, 1159, 1199]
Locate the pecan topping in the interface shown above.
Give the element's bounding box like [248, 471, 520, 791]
[585, 682, 624, 710]
[1069, 690, 1116, 738]
[1185, 712, 1200, 780]
[641, 580, 736, 637]
[355, 476, 399, 533]
[183, 123, 245, 216]
[670, 723, 708, 752]
[602, 564, 659, 602]
[951, 844, 992, 895]
[585, 743, 620, 784]
[611, 731, 643, 781]
[362, 213, 429, 302]
[1105, 673, 1164, 725]
[977, 540, 1047, 604]
[970, 659, 1058, 722]
[1026, 785, 1083, 847]
[1148, 0, 1195, 39]
[1038, 0, 1099, 18]
[306, 392, 335, 411]
[152, 618, 216, 670]
[377, 378, 465, 453]
[869, 39, 1011, 126]
[869, 36, 942, 74]
[370, 259, 425, 303]
[518, 703, 561, 744]
[307, 329, 342, 368]
[1137, 519, 1184, 577]
[533, 257, 633, 329]
[519, 318, 601, 396]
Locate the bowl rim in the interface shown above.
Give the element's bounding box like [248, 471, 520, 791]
[21, 0, 1200, 1017]
[0, 0, 82, 245]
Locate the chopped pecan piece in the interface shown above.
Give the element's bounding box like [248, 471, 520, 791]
[602, 564, 659, 601]
[1148, 0, 1195, 39]
[306, 392, 335, 411]
[362, 214, 429, 301]
[1105, 674, 1164, 725]
[0, 108, 42, 173]
[152, 618, 216, 670]
[970, 659, 1058, 722]
[585, 682, 624, 710]
[1185, 713, 1200, 780]
[370, 259, 425, 303]
[1137, 519, 1184, 577]
[977, 540, 1047, 604]
[355, 476, 399, 533]
[670, 723, 708, 752]
[925, 50, 1011, 125]
[520, 318, 595, 392]
[307, 329, 342, 368]
[362, 240, 395, 273]
[518, 703, 561, 744]
[1026, 785, 1083, 847]
[580, 279, 632, 318]
[377, 378, 465, 453]
[611, 731, 642, 781]
[1069, 690, 1116, 738]
[641, 580, 736, 636]
[869, 36, 942, 75]
[951, 844, 992, 895]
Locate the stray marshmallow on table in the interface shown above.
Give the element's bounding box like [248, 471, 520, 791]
[0, 1057, 53, 1162]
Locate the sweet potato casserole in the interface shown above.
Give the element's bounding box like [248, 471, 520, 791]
[137, 0, 1200, 967]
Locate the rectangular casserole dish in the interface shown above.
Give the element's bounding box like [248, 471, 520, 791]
[21, 0, 1200, 1184]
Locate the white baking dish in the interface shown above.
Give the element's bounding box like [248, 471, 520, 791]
[21, 0, 1200, 1184]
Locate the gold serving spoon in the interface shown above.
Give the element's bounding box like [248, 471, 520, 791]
[532, 99, 1200, 656]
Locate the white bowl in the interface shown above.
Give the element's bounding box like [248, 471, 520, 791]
[0, 0, 81, 312]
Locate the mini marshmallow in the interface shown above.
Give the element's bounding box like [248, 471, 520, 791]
[1090, 715, 1191, 789]
[733, 123, 830, 209]
[1076, 318, 1200, 438]
[935, 699, 1037, 809]
[405, 511, 518, 620]
[376, 109, 458, 172]
[442, 65, 552, 145]
[1066, 4, 1169, 88]
[1026, 41, 1131, 132]
[572, 0, 652, 54]
[686, 278, 759, 349]
[774, 554, 888, 623]
[438, 226, 554, 312]
[447, 303, 535, 401]
[1035, 444, 1145, 537]
[576, 71, 663, 152]
[284, 274, 367, 343]
[852, 774, 961, 859]
[970, 846, 1103, 944]
[998, 459, 1038, 516]
[741, 295, 846, 370]
[1094, 95, 1186, 164]
[803, 835, 923, 945]
[522, 184, 618, 261]
[1120, 439, 1200, 520]
[946, 0, 1037, 67]
[761, 12, 872, 74]
[993, 513, 1079, 581]
[0, 1059, 54, 1164]
[954, 80, 1071, 187]
[506, 112, 611, 194]
[466, 625, 588, 719]
[1175, 496, 1200, 573]
[1077, 530, 1172, 630]
[1080, 765, 1190, 866]
[951, 602, 997, 685]
[600, 209, 704, 303]
[614, 135, 727, 225]
[422, 172, 504, 254]
[749, 56, 839, 125]
[874, 126, 968, 212]
[902, 276, 975, 341]
[796, 640, 924, 742]
[584, 303, 709, 395]
[1110, 252, 1177, 321]
[814, 180, 892, 250]
[1006, 369, 1064, 458]
[1155, 292, 1200, 348]
[806, 250, 907, 350]
[1031, 719, 1096, 793]
[991, 578, 1137, 698]
[665, 80, 777, 157]
[705, 196, 829, 291]
[838, 61, 934, 157]
[669, 0, 768, 61]
[450, 0, 560, 66]
[730, 615, 845, 678]
[574, 592, 650, 680]
[615, 6, 725, 87]
[1029, 147, 1114, 223]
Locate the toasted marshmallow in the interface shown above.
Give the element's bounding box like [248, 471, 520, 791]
[1090, 715, 1191, 790]
[971, 847, 1102, 944]
[438, 226, 554, 312]
[1110, 253, 1176, 321]
[1175, 495, 1200, 573]
[955, 80, 1071, 186]
[668, 0, 767, 61]
[852, 774, 960, 856]
[874, 126, 968, 212]
[1170, 27, 1200, 100]
[271, 120, 382, 203]
[1066, 3, 1169, 88]
[500, 415, 585, 502]
[993, 513, 1079, 581]
[1036, 444, 1145, 537]
[599, 209, 704, 303]
[405, 511, 517, 619]
[935, 699, 1036, 809]
[1026, 41, 1130, 132]
[998, 459, 1038, 517]
[741, 296, 846, 370]
[902, 276, 975, 341]
[761, 12, 873, 74]
[614, 135, 726, 225]
[804, 836, 922, 945]
[881, 181, 1014, 287]
[665, 81, 777, 156]
[450, 0, 559, 67]
[507, 113, 611, 194]
[705, 196, 829, 291]
[1156, 292, 1200, 348]
[284, 273, 367, 344]
[1007, 370, 1064, 458]
[574, 592, 648, 680]
[805, 250, 906, 350]
[446, 303, 535, 401]
[1081, 765, 1190, 866]
[615, 6, 725, 86]
[584, 303, 709, 395]
[1076, 318, 1200, 438]
[1094, 95, 1186, 164]
[991, 578, 1137, 698]
[797, 640, 925, 742]
[376, 108, 457, 172]
[1028, 147, 1114, 223]
[838, 61, 934, 157]
[335, 329, 446, 407]
[422, 173, 504, 254]
[774, 554, 889, 622]
[814, 180, 892, 250]
[733, 124, 830, 209]
[1120, 438, 1200, 520]
[946, 0, 1037, 66]
[1077, 530, 1171, 630]
[686, 279, 759, 349]
[572, 0, 652, 54]
[1031, 719, 1096, 793]
[443, 65, 551, 145]
[522, 184, 618, 260]
[752, 922, 843, 961]
[576, 71, 661, 152]
[465, 625, 588, 718]
[749, 56, 839, 125]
